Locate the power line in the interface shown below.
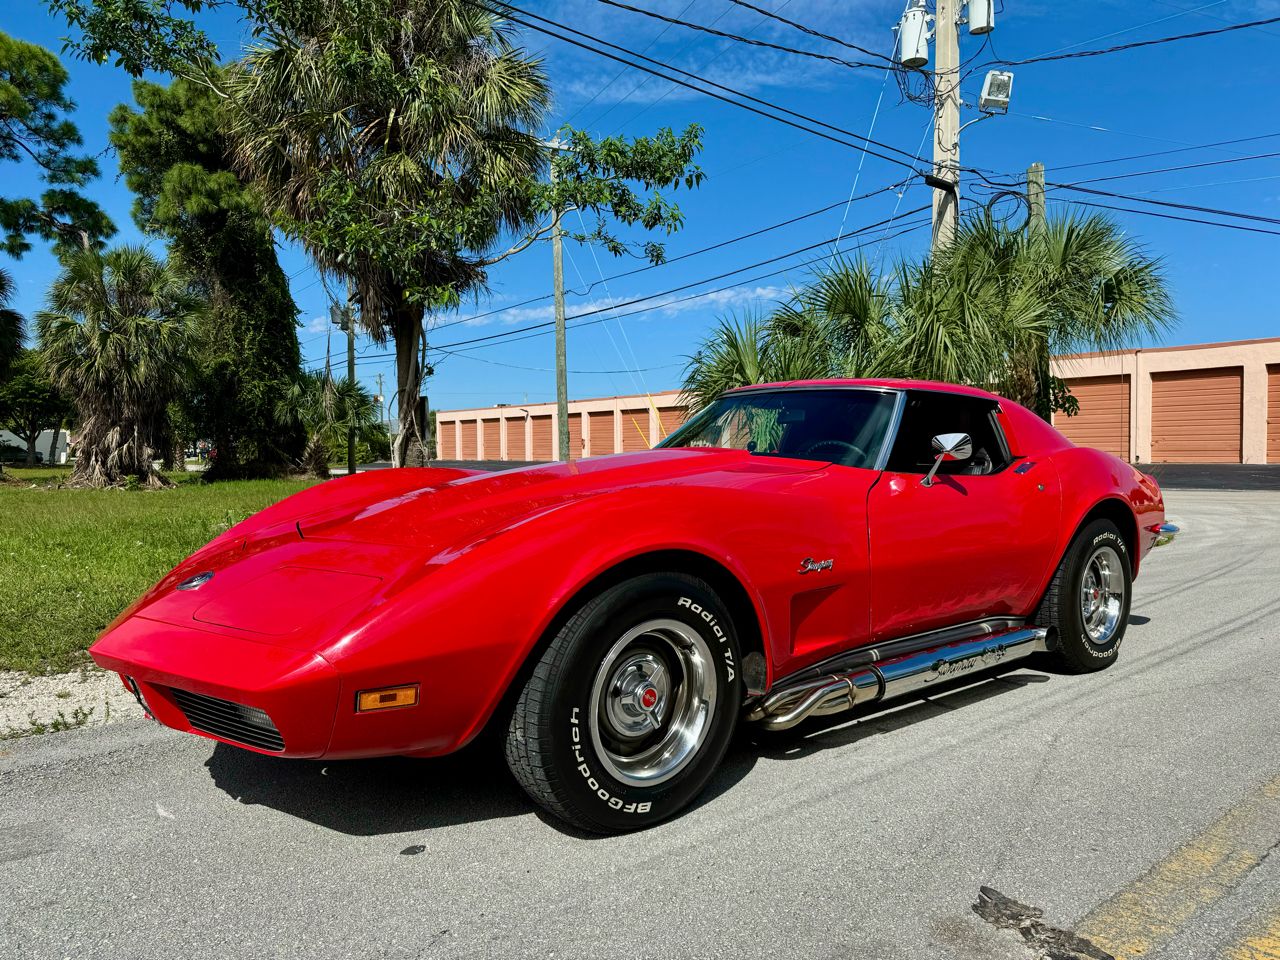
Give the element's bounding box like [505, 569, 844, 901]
[606, 0, 793, 135]
[1053, 131, 1280, 171]
[561, 0, 699, 127]
[586, 0, 893, 71]
[424, 182, 910, 337]
[1066, 150, 1280, 185]
[721, 0, 898, 66]
[440, 218, 932, 357]
[445, 208, 932, 349]
[987, 13, 1280, 66]
[591, 2, 739, 132]
[322, 212, 931, 368]
[1046, 181, 1280, 227]
[432, 347, 681, 375]
[1047, 196, 1280, 237]
[480, 1, 928, 169]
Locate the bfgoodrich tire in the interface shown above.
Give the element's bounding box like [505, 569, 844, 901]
[504, 572, 742, 833]
[1036, 519, 1132, 673]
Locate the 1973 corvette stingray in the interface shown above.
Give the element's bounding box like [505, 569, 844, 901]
[92, 380, 1177, 832]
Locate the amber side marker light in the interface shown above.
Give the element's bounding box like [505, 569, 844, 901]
[356, 684, 419, 712]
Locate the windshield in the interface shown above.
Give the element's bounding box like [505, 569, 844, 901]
[658, 388, 898, 469]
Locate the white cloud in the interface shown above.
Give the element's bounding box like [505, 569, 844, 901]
[306, 315, 329, 333]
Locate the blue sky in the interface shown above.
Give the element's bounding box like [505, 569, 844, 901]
[4, 0, 1279, 412]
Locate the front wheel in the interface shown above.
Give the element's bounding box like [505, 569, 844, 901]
[504, 572, 742, 832]
[1036, 519, 1132, 673]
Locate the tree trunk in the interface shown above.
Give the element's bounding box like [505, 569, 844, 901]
[69, 413, 170, 488]
[46, 420, 61, 466]
[24, 434, 36, 466]
[391, 303, 426, 468]
[1032, 337, 1053, 422]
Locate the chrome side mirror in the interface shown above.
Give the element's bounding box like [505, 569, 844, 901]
[921, 432, 973, 487]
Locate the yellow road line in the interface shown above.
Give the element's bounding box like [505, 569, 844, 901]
[1225, 907, 1280, 960]
[1077, 775, 1280, 959]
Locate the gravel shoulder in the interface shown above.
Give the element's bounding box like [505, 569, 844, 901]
[0, 667, 139, 739]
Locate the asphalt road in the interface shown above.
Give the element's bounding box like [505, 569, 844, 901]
[3, 490, 1280, 960]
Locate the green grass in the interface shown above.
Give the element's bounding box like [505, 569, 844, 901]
[0, 473, 317, 674]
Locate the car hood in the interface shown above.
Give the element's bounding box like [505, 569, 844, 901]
[298, 447, 822, 554]
[109, 449, 821, 650]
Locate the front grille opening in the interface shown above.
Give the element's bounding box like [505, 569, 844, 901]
[168, 688, 285, 752]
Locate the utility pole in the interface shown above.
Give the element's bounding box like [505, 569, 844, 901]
[374, 372, 385, 428]
[546, 140, 571, 461]
[1026, 161, 1045, 233]
[345, 298, 357, 476]
[931, 0, 960, 251]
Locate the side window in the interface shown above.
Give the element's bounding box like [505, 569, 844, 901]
[885, 392, 1012, 476]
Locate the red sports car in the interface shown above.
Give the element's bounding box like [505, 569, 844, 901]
[92, 380, 1176, 832]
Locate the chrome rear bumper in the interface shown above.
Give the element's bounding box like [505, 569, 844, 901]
[1154, 522, 1179, 547]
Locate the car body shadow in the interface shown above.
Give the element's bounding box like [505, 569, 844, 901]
[204, 665, 1048, 838]
[204, 738, 533, 836]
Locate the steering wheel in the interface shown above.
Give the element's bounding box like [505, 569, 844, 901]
[799, 439, 867, 466]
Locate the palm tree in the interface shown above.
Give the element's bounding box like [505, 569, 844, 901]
[932, 211, 1175, 419]
[221, 0, 550, 466]
[682, 212, 1174, 418]
[36, 246, 198, 488]
[276, 371, 380, 478]
[0, 266, 22, 380]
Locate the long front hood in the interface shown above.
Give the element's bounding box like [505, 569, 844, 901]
[297, 448, 823, 552]
[95, 449, 821, 656]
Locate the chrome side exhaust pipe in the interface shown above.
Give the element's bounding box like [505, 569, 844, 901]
[747, 625, 1048, 731]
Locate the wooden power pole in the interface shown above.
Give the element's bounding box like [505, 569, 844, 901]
[1026, 161, 1045, 233]
[931, 0, 961, 251]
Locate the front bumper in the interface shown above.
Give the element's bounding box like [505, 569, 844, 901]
[91, 615, 340, 757]
[1153, 522, 1180, 547]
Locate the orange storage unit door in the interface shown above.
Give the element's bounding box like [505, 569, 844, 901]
[567, 412, 584, 460]
[620, 409, 651, 452]
[458, 420, 478, 460]
[438, 420, 456, 460]
[1269, 365, 1280, 464]
[531, 415, 554, 461]
[504, 416, 527, 460]
[657, 405, 688, 441]
[589, 410, 615, 456]
[481, 418, 500, 460]
[1054, 375, 1130, 460]
[1150, 367, 1243, 463]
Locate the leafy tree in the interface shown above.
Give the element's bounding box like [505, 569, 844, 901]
[0, 30, 113, 256]
[109, 75, 305, 477]
[49, 1, 706, 466]
[683, 212, 1174, 420]
[0, 349, 69, 465]
[37, 245, 199, 487]
[221, 0, 703, 465]
[275, 371, 379, 478]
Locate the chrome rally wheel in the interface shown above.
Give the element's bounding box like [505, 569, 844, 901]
[1080, 544, 1125, 645]
[505, 573, 741, 833]
[589, 619, 718, 788]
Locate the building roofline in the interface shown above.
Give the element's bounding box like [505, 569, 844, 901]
[1056, 336, 1280, 361]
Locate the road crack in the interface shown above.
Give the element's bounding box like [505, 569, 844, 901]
[973, 886, 1115, 960]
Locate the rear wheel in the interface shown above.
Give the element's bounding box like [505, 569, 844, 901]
[1036, 519, 1132, 673]
[504, 572, 741, 832]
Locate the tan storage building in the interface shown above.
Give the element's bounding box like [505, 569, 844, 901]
[1053, 338, 1280, 465]
[435, 339, 1280, 465]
